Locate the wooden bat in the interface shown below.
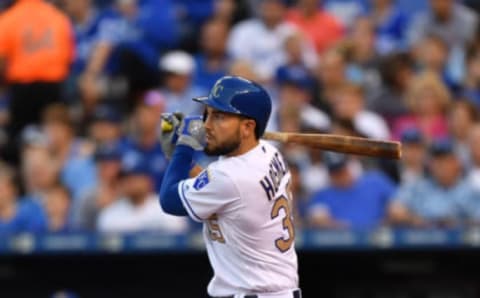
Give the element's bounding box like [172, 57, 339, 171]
[161, 117, 401, 159]
[262, 132, 402, 159]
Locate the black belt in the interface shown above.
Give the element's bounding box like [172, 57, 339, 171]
[213, 289, 301, 298]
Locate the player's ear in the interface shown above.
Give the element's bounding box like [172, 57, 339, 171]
[241, 118, 256, 139]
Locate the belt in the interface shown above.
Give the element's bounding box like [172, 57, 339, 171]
[213, 289, 302, 298]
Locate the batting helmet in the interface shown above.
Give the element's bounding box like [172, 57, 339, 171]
[193, 76, 272, 138]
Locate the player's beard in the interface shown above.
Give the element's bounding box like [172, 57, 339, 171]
[204, 128, 241, 156]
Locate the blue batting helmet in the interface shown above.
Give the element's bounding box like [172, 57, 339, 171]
[193, 76, 272, 138]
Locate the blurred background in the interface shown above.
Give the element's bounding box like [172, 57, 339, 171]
[1, 0, 480, 297]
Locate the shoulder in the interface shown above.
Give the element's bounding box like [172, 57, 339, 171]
[199, 164, 241, 195]
[100, 199, 129, 218]
[362, 171, 395, 188]
[455, 4, 478, 23]
[230, 19, 262, 35]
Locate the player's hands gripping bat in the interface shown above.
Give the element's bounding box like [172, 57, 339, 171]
[177, 115, 205, 151]
[159, 112, 184, 159]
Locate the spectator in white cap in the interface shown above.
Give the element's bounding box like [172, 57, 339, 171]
[159, 51, 206, 116]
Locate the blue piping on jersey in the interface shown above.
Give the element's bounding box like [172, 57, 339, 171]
[159, 145, 194, 216]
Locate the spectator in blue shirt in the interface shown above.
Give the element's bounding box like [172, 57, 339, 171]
[20, 136, 61, 205]
[42, 104, 97, 200]
[192, 18, 231, 91]
[88, 104, 125, 147]
[122, 94, 168, 192]
[0, 165, 46, 235]
[160, 51, 206, 115]
[369, 0, 410, 55]
[461, 44, 480, 109]
[388, 138, 477, 227]
[307, 152, 396, 229]
[43, 184, 74, 233]
[398, 128, 427, 185]
[64, 0, 124, 104]
[73, 142, 123, 230]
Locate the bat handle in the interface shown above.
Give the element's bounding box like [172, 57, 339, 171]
[263, 132, 288, 142]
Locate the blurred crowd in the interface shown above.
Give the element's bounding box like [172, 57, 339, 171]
[1, 0, 480, 235]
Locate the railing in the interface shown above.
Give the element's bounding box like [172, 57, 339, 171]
[2, 228, 480, 254]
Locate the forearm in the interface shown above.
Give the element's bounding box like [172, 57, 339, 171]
[159, 145, 195, 215]
[84, 42, 112, 76]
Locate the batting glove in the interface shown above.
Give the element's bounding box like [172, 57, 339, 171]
[177, 115, 205, 151]
[159, 112, 184, 159]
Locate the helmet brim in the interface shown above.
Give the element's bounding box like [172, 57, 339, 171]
[192, 96, 241, 114]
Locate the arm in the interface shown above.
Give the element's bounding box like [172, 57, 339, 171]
[159, 145, 195, 215]
[159, 115, 205, 215]
[387, 200, 426, 227]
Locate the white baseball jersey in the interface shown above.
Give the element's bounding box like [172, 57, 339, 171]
[178, 140, 298, 297]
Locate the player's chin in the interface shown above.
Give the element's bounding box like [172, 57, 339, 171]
[204, 146, 218, 156]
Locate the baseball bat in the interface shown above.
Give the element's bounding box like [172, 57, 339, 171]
[262, 132, 401, 159]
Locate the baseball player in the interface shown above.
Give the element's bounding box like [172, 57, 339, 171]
[159, 76, 300, 298]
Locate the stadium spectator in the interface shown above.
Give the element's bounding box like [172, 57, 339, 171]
[97, 158, 188, 233]
[331, 82, 390, 140]
[277, 32, 318, 71]
[43, 184, 73, 232]
[467, 124, 480, 192]
[398, 128, 427, 185]
[66, 0, 178, 110]
[288, 161, 308, 228]
[367, 52, 414, 124]
[307, 152, 395, 229]
[192, 19, 230, 91]
[64, 0, 123, 108]
[20, 140, 61, 203]
[87, 104, 124, 147]
[121, 95, 168, 193]
[448, 100, 479, 167]
[276, 65, 330, 132]
[408, 0, 478, 51]
[0, 164, 46, 234]
[0, 0, 74, 165]
[73, 143, 123, 230]
[227, 0, 300, 82]
[392, 71, 450, 142]
[300, 146, 329, 198]
[413, 34, 458, 91]
[408, 0, 478, 86]
[286, 0, 344, 54]
[343, 16, 382, 101]
[213, 0, 249, 26]
[388, 139, 475, 227]
[160, 51, 205, 115]
[370, 0, 409, 55]
[42, 104, 97, 200]
[322, 0, 367, 29]
[227, 60, 260, 82]
[314, 47, 348, 114]
[461, 43, 480, 108]
[111, 0, 179, 102]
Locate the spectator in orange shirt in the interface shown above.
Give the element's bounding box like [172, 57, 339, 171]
[286, 0, 344, 54]
[0, 0, 74, 165]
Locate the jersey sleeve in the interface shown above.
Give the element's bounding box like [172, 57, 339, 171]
[178, 169, 241, 222]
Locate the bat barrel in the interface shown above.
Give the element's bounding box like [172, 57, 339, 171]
[263, 132, 402, 160]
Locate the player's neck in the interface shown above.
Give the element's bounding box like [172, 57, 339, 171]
[226, 138, 259, 157]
